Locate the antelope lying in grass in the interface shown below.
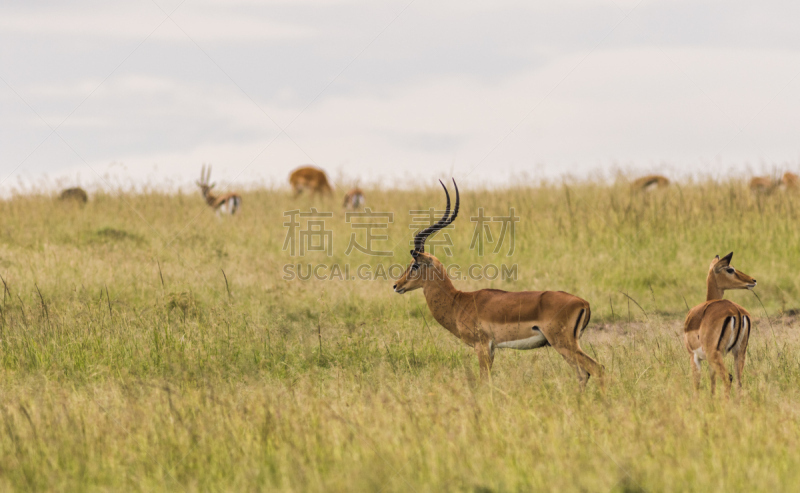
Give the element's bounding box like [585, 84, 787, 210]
[632, 175, 669, 191]
[684, 252, 756, 396]
[289, 166, 333, 197]
[393, 180, 603, 387]
[343, 188, 365, 210]
[59, 187, 88, 204]
[196, 165, 242, 215]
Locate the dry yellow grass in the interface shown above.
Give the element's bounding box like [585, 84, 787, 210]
[0, 178, 799, 491]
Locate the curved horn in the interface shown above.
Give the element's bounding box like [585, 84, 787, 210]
[443, 178, 459, 227]
[413, 180, 451, 254]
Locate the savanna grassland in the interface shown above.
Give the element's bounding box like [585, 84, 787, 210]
[1, 179, 800, 492]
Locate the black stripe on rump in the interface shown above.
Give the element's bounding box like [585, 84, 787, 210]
[717, 316, 734, 351]
[740, 315, 751, 348]
[573, 308, 585, 339]
[726, 315, 741, 352]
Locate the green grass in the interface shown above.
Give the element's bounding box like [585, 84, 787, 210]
[1, 180, 799, 491]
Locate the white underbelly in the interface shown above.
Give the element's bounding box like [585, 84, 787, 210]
[495, 332, 548, 350]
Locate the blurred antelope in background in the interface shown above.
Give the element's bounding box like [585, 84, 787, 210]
[196, 165, 242, 215]
[289, 166, 332, 197]
[393, 180, 603, 388]
[749, 176, 778, 194]
[632, 175, 669, 191]
[781, 171, 799, 191]
[683, 252, 756, 396]
[343, 188, 365, 210]
[59, 187, 88, 204]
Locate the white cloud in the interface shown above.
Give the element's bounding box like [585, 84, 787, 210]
[0, 5, 315, 42]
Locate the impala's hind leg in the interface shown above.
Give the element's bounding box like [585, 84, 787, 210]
[733, 351, 747, 390]
[573, 348, 605, 389]
[551, 344, 588, 389]
[707, 350, 732, 397]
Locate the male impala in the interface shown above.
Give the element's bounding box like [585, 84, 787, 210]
[289, 166, 333, 197]
[196, 165, 242, 215]
[684, 252, 756, 396]
[632, 175, 669, 191]
[393, 180, 603, 387]
[343, 188, 365, 210]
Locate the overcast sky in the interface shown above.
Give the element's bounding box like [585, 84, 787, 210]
[2, 0, 800, 191]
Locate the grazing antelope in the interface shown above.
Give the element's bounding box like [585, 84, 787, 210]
[196, 165, 242, 215]
[343, 188, 365, 210]
[684, 252, 756, 396]
[781, 171, 799, 190]
[59, 187, 88, 204]
[749, 176, 778, 194]
[632, 175, 669, 191]
[289, 166, 333, 197]
[393, 180, 603, 387]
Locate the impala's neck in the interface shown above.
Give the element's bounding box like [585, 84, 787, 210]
[706, 270, 724, 301]
[201, 188, 217, 206]
[422, 264, 460, 335]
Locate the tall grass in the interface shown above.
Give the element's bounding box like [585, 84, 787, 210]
[0, 179, 799, 491]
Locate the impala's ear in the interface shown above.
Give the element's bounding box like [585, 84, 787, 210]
[715, 255, 720, 260]
[719, 252, 733, 266]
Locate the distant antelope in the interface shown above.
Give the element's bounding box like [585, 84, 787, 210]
[632, 175, 669, 191]
[343, 188, 365, 210]
[289, 166, 332, 197]
[196, 165, 242, 215]
[781, 171, 799, 190]
[393, 180, 603, 387]
[749, 176, 778, 194]
[59, 187, 88, 204]
[684, 252, 756, 396]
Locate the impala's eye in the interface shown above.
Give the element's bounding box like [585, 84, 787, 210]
[726, 268, 735, 274]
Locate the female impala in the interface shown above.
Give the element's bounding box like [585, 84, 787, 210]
[393, 180, 603, 387]
[289, 166, 333, 197]
[684, 252, 756, 396]
[196, 165, 242, 215]
[343, 188, 365, 210]
[749, 176, 777, 194]
[781, 171, 799, 190]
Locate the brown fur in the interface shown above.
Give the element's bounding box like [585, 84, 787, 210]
[289, 166, 333, 197]
[342, 188, 365, 210]
[683, 253, 756, 396]
[749, 176, 778, 194]
[782, 172, 799, 190]
[632, 175, 669, 191]
[393, 182, 603, 388]
[196, 165, 242, 214]
[59, 187, 88, 204]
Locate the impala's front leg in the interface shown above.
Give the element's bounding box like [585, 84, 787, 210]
[475, 341, 494, 380]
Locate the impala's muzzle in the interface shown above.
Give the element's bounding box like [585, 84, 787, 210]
[393, 284, 405, 294]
